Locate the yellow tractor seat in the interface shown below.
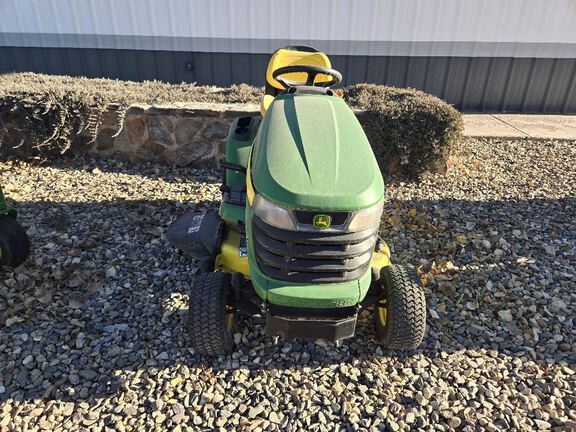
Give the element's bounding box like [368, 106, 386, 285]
[266, 46, 332, 91]
[260, 46, 332, 116]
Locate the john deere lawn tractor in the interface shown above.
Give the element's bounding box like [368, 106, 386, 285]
[168, 46, 426, 355]
[0, 185, 30, 268]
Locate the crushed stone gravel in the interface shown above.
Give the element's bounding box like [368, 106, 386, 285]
[0, 137, 574, 431]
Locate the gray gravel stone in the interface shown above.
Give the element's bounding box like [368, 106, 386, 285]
[78, 370, 98, 381]
[498, 310, 514, 322]
[248, 405, 265, 419]
[0, 138, 574, 432]
[447, 417, 461, 428]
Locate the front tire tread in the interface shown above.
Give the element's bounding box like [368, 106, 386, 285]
[376, 264, 426, 350]
[188, 272, 234, 356]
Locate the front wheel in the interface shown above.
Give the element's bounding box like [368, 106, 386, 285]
[188, 272, 235, 355]
[375, 265, 426, 350]
[0, 215, 30, 268]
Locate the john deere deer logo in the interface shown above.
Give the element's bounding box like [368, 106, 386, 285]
[312, 214, 332, 229]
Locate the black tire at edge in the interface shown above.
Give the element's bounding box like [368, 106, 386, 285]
[0, 215, 30, 268]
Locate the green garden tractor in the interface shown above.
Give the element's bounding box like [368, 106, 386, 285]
[0, 185, 30, 268]
[168, 46, 426, 355]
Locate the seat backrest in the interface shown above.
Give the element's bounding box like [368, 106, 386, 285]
[265, 46, 332, 96]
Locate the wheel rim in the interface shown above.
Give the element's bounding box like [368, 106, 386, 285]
[377, 298, 387, 326]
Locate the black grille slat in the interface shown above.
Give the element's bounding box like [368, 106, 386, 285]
[253, 226, 375, 259]
[253, 216, 377, 245]
[258, 264, 370, 284]
[255, 246, 372, 273]
[252, 216, 377, 283]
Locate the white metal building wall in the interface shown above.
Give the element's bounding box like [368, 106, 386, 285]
[1, 0, 576, 112]
[2, 0, 575, 56]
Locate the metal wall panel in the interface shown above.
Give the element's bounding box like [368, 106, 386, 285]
[2, 46, 575, 113]
[1, 0, 575, 112]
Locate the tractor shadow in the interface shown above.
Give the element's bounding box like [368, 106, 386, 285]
[0, 193, 574, 402]
[0, 154, 223, 184]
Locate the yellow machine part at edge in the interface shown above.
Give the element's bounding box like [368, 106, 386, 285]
[371, 241, 392, 275]
[215, 230, 250, 277]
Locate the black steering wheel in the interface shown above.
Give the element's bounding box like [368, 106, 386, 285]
[272, 65, 342, 89]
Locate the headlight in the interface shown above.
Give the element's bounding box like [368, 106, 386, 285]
[253, 194, 296, 230]
[347, 201, 384, 231]
[253, 194, 383, 232]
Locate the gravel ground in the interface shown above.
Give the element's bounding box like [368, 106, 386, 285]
[0, 138, 574, 431]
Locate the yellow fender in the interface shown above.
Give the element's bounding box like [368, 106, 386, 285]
[371, 240, 392, 275]
[215, 230, 250, 278]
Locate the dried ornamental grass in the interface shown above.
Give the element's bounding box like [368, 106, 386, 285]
[0, 72, 262, 159]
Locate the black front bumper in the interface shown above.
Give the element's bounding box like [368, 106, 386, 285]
[265, 311, 358, 342]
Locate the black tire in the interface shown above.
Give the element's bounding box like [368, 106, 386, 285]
[199, 256, 215, 274]
[188, 272, 235, 355]
[0, 215, 30, 268]
[375, 265, 426, 350]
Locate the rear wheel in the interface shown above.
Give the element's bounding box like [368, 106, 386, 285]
[0, 215, 30, 268]
[375, 265, 426, 349]
[188, 272, 235, 355]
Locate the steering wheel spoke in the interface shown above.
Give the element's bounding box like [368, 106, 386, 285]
[305, 71, 318, 86]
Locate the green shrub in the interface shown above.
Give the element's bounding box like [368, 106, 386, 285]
[346, 84, 463, 177]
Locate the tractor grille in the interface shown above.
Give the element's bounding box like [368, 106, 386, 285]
[252, 215, 377, 283]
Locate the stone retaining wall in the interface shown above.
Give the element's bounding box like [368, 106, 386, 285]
[77, 102, 262, 168]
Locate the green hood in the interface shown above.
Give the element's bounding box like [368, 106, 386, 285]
[251, 93, 384, 210]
